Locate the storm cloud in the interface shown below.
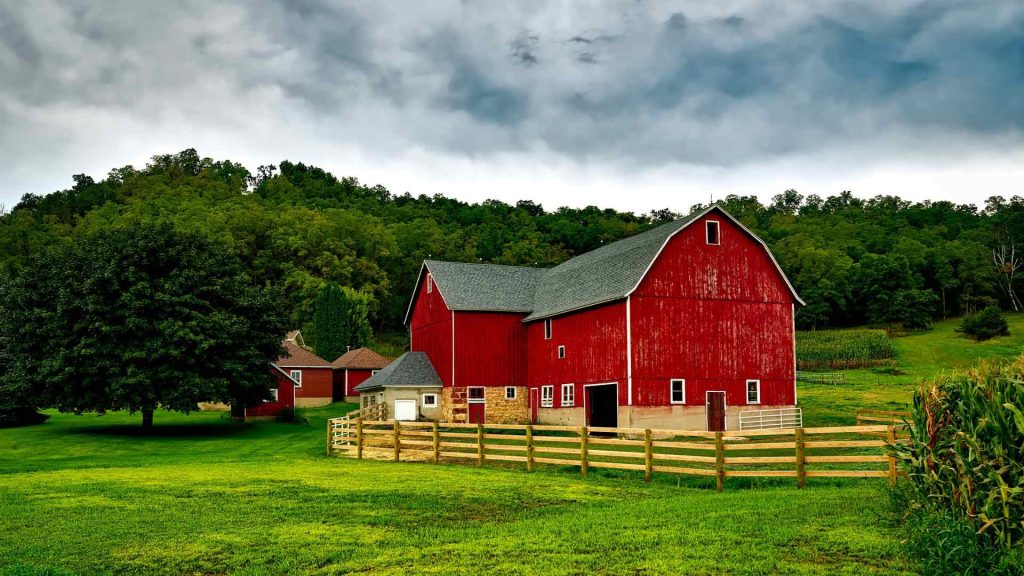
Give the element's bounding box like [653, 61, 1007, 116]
[0, 1, 1022, 210]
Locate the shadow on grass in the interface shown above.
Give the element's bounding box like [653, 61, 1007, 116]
[66, 421, 252, 438]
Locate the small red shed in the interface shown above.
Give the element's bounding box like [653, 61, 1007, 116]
[332, 347, 392, 402]
[277, 339, 334, 407]
[244, 364, 298, 419]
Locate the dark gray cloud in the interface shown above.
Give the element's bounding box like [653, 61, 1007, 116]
[0, 0, 1022, 207]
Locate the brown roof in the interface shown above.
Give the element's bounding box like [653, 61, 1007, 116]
[277, 340, 332, 368]
[332, 347, 392, 370]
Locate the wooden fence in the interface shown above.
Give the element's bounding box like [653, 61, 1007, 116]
[855, 409, 911, 429]
[327, 419, 900, 490]
[796, 371, 846, 385]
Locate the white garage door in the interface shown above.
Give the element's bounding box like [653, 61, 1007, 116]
[394, 400, 417, 421]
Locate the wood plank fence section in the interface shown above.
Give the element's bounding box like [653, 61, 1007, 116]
[327, 418, 901, 490]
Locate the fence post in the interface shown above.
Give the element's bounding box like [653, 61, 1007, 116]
[477, 423, 484, 467]
[356, 414, 364, 459]
[526, 425, 534, 472]
[326, 419, 333, 456]
[795, 428, 806, 489]
[886, 425, 897, 487]
[393, 420, 401, 462]
[644, 429, 653, 483]
[580, 426, 589, 478]
[432, 421, 440, 463]
[715, 431, 725, 492]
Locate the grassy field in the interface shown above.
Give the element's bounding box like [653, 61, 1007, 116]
[1, 314, 1021, 575]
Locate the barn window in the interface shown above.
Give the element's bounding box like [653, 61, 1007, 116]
[561, 384, 575, 407]
[706, 220, 720, 245]
[422, 393, 438, 408]
[505, 386, 517, 400]
[746, 380, 761, 404]
[426, 273, 433, 293]
[544, 318, 552, 340]
[371, 370, 379, 375]
[468, 386, 485, 400]
[290, 370, 302, 388]
[670, 379, 685, 404]
[270, 388, 279, 402]
[541, 385, 554, 407]
[557, 345, 566, 359]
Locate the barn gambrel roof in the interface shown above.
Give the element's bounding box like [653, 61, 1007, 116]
[404, 206, 803, 324]
[353, 351, 442, 391]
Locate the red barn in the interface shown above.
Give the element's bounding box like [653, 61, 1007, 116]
[331, 347, 392, 402]
[245, 364, 298, 419]
[277, 339, 335, 407]
[396, 206, 802, 430]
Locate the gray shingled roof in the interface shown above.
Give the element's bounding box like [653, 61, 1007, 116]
[353, 352, 442, 391]
[423, 260, 547, 312]
[404, 206, 802, 324]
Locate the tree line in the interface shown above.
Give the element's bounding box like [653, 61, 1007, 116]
[1, 149, 1021, 341]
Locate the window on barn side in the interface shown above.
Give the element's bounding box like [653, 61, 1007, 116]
[422, 393, 438, 408]
[468, 386, 485, 400]
[558, 345, 566, 359]
[544, 318, 552, 340]
[541, 385, 554, 408]
[561, 383, 575, 407]
[746, 380, 761, 404]
[290, 370, 302, 387]
[706, 220, 720, 245]
[505, 387, 517, 400]
[270, 388, 279, 402]
[670, 379, 685, 404]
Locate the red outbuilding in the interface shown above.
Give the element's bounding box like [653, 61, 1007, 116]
[393, 206, 802, 430]
[331, 347, 392, 402]
[277, 339, 335, 407]
[244, 364, 298, 419]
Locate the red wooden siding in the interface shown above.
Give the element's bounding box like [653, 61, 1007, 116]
[454, 312, 527, 388]
[410, 271, 453, 387]
[525, 301, 628, 407]
[291, 367, 334, 399]
[630, 213, 795, 407]
[345, 369, 374, 396]
[246, 369, 295, 418]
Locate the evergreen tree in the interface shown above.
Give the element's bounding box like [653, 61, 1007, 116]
[313, 282, 346, 361]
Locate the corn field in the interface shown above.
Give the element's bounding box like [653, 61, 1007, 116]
[894, 358, 1024, 548]
[796, 329, 894, 369]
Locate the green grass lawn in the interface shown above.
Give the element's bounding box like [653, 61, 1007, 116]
[3, 314, 1021, 575]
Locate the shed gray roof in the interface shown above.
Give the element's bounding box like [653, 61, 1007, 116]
[404, 206, 802, 324]
[353, 352, 442, 392]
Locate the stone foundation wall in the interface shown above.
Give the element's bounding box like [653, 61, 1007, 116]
[295, 397, 332, 408]
[483, 387, 529, 424]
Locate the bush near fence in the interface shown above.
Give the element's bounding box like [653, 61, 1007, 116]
[796, 328, 894, 370]
[329, 419, 900, 490]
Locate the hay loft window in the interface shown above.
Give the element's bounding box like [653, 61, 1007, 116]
[422, 393, 438, 408]
[746, 380, 761, 404]
[557, 345, 566, 359]
[426, 273, 433, 293]
[541, 385, 554, 407]
[290, 370, 302, 388]
[561, 383, 575, 407]
[505, 386, 517, 400]
[706, 220, 720, 245]
[670, 379, 685, 404]
[468, 386, 485, 401]
[544, 318, 552, 340]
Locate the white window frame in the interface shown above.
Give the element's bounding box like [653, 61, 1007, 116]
[541, 385, 554, 408]
[468, 386, 485, 401]
[746, 379, 761, 405]
[557, 345, 566, 359]
[544, 318, 552, 340]
[670, 379, 685, 405]
[426, 273, 433, 293]
[371, 370, 379, 375]
[561, 383, 575, 407]
[421, 393, 438, 408]
[505, 386, 517, 400]
[290, 370, 302, 388]
[706, 220, 720, 245]
[270, 388, 279, 402]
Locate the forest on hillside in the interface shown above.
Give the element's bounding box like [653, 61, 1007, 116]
[1, 149, 1021, 344]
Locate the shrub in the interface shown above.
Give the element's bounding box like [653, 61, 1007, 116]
[893, 358, 1024, 570]
[795, 329, 894, 369]
[959, 307, 1010, 341]
[275, 408, 307, 424]
[895, 289, 939, 330]
[0, 403, 49, 428]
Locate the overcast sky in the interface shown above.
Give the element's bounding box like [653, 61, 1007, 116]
[1, 1, 1022, 213]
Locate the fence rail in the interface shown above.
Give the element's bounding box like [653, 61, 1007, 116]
[327, 418, 900, 490]
[855, 409, 910, 426]
[796, 371, 846, 385]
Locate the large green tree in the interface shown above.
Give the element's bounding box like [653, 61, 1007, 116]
[0, 223, 288, 428]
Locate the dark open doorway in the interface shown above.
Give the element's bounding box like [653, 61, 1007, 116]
[586, 384, 618, 428]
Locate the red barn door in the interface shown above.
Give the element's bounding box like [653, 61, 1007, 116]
[706, 391, 726, 431]
[468, 387, 485, 424]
